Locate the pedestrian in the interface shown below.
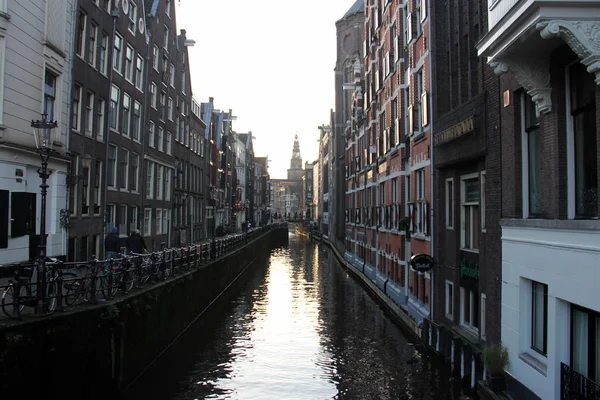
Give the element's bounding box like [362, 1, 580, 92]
[126, 229, 147, 254]
[104, 226, 120, 261]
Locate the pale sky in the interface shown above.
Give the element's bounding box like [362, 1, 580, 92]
[175, 0, 359, 179]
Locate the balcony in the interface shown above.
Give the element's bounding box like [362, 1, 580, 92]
[477, 0, 600, 114]
[561, 363, 600, 400]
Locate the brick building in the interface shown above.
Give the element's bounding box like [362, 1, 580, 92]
[478, 2, 600, 399]
[428, 0, 502, 391]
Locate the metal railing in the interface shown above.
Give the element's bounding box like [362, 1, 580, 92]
[561, 362, 600, 400]
[0, 222, 287, 321]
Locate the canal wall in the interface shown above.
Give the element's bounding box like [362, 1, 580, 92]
[0, 226, 288, 400]
[319, 238, 422, 342]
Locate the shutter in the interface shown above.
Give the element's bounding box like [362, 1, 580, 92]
[0, 190, 8, 248]
[11, 192, 36, 238]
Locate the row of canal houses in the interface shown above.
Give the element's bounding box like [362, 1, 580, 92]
[321, 1, 599, 398]
[0, 0, 269, 264]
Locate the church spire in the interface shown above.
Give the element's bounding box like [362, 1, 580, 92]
[287, 134, 303, 181]
[292, 134, 301, 162]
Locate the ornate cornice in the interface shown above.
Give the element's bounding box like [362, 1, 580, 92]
[537, 20, 600, 84]
[491, 58, 552, 115]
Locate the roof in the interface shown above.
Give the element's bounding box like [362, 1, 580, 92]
[340, 0, 364, 21]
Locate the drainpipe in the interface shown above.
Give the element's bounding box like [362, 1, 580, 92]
[63, 0, 78, 258]
[139, 4, 153, 237]
[102, 9, 120, 253]
[427, 0, 435, 322]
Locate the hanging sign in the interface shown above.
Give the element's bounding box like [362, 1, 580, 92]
[410, 253, 435, 272]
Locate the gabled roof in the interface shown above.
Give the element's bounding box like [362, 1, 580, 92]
[340, 0, 364, 21]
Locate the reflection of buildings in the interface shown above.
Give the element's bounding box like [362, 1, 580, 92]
[271, 136, 304, 219]
[303, 162, 315, 220]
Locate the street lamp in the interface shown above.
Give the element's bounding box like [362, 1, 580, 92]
[31, 113, 58, 315]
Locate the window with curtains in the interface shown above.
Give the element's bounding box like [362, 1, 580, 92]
[571, 305, 600, 385]
[531, 281, 548, 355]
[522, 94, 542, 217]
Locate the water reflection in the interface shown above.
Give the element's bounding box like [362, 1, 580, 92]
[125, 233, 460, 400]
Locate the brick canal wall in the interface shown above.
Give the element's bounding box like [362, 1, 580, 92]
[0, 226, 288, 400]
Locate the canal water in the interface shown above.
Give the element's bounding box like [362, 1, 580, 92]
[124, 232, 463, 399]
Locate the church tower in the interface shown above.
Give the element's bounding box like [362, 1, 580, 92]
[287, 134, 304, 181]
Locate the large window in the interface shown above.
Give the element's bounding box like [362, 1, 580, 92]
[445, 280, 454, 320]
[81, 162, 90, 215]
[572, 306, 600, 384]
[460, 287, 479, 332]
[522, 94, 542, 217]
[72, 84, 82, 132]
[113, 33, 123, 73]
[120, 149, 129, 189]
[569, 62, 597, 218]
[531, 281, 548, 355]
[99, 34, 108, 74]
[109, 85, 119, 130]
[144, 208, 151, 236]
[446, 178, 454, 229]
[88, 23, 98, 66]
[107, 145, 117, 187]
[148, 121, 155, 148]
[44, 70, 57, 121]
[94, 160, 102, 214]
[416, 168, 426, 234]
[153, 44, 159, 71]
[97, 98, 105, 141]
[125, 45, 134, 82]
[122, 93, 131, 136]
[165, 168, 171, 201]
[150, 82, 157, 108]
[166, 132, 172, 155]
[75, 12, 87, 58]
[128, 1, 137, 33]
[158, 127, 164, 152]
[132, 101, 141, 141]
[156, 165, 164, 200]
[135, 55, 143, 90]
[461, 174, 480, 250]
[85, 92, 94, 135]
[146, 161, 154, 199]
[130, 153, 139, 192]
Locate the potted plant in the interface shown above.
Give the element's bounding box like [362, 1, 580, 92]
[482, 344, 509, 392]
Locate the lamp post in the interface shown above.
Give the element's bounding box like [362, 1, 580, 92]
[31, 113, 58, 315]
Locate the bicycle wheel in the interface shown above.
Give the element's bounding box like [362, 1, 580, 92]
[62, 272, 81, 306]
[1, 284, 30, 318]
[123, 266, 137, 293]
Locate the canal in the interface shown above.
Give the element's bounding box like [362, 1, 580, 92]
[123, 232, 463, 399]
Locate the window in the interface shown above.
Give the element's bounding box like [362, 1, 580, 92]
[106, 204, 116, 231]
[88, 23, 98, 66]
[157, 127, 164, 152]
[148, 121, 155, 148]
[99, 34, 108, 74]
[131, 206, 138, 231]
[44, 70, 57, 121]
[146, 161, 154, 199]
[481, 171, 486, 231]
[165, 0, 171, 17]
[153, 44, 159, 71]
[130, 153, 139, 192]
[102, 0, 111, 13]
[169, 63, 175, 87]
[120, 149, 129, 189]
[446, 178, 454, 228]
[135, 55, 143, 90]
[94, 160, 101, 214]
[113, 33, 123, 73]
[122, 93, 131, 136]
[76, 12, 87, 58]
[144, 208, 151, 236]
[168, 97, 173, 120]
[531, 281, 548, 355]
[97, 98, 105, 141]
[156, 209, 163, 235]
[445, 280, 453, 320]
[118, 205, 128, 235]
[568, 62, 597, 218]
[150, 82, 157, 109]
[72, 84, 82, 132]
[157, 165, 164, 200]
[125, 45, 134, 82]
[460, 174, 480, 250]
[522, 94, 542, 217]
[160, 91, 166, 121]
[132, 101, 141, 141]
[166, 132, 172, 155]
[460, 287, 479, 332]
[182, 70, 186, 93]
[85, 91, 94, 135]
[108, 145, 117, 187]
[163, 209, 170, 234]
[109, 85, 119, 130]
[128, 1, 137, 33]
[163, 26, 169, 50]
[81, 163, 90, 215]
[165, 169, 171, 201]
[481, 294, 487, 340]
[571, 305, 600, 384]
[416, 168, 427, 234]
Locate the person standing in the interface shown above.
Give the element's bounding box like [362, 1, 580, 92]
[126, 229, 147, 254]
[104, 226, 120, 261]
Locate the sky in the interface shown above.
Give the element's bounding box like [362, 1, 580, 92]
[175, 0, 359, 179]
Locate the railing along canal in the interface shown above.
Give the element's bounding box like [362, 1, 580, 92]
[561, 362, 600, 399]
[0, 223, 287, 321]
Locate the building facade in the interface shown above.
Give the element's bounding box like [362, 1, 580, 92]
[318, 124, 331, 236]
[0, 0, 74, 264]
[478, 2, 600, 399]
[303, 161, 315, 220]
[429, 0, 502, 391]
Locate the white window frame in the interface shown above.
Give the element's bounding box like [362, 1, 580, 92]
[153, 44, 159, 71]
[109, 84, 119, 131]
[481, 171, 486, 232]
[88, 22, 98, 67]
[130, 152, 139, 192]
[143, 208, 151, 236]
[85, 91, 94, 136]
[122, 92, 131, 137]
[72, 84, 82, 132]
[125, 45, 134, 82]
[76, 12, 87, 58]
[169, 63, 175, 87]
[416, 168, 426, 235]
[94, 160, 102, 214]
[165, 168, 171, 201]
[166, 131, 172, 155]
[113, 33, 123, 74]
[108, 144, 117, 188]
[146, 161, 154, 199]
[156, 208, 163, 235]
[148, 121, 155, 148]
[459, 287, 479, 334]
[163, 26, 169, 50]
[107, 204, 116, 228]
[97, 98, 105, 141]
[131, 205, 138, 231]
[158, 127, 164, 152]
[0, 37, 5, 124]
[128, 1, 137, 34]
[156, 165, 164, 200]
[132, 101, 141, 141]
[99, 34, 108, 75]
[481, 293, 487, 340]
[150, 82, 157, 109]
[165, 0, 171, 18]
[446, 178, 454, 229]
[118, 204, 128, 237]
[163, 209, 170, 234]
[135, 55, 144, 91]
[168, 97, 173, 120]
[460, 172, 480, 252]
[121, 149, 129, 190]
[445, 280, 454, 321]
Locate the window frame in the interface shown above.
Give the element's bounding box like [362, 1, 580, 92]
[521, 93, 543, 218]
[531, 281, 548, 356]
[446, 178, 454, 229]
[148, 121, 155, 148]
[460, 172, 480, 252]
[72, 84, 82, 132]
[97, 98, 105, 141]
[143, 208, 151, 236]
[76, 11, 87, 58]
[124, 45, 134, 82]
[445, 280, 454, 320]
[85, 91, 94, 136]
[122, 92, 131, 137]
[88, 22, 98, 67]
[113, 33, 123, 74]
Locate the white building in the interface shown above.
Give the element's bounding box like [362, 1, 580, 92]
[477, 1, 600, 399]
[233, 132, 248, 231]
[0, 0, 74, 264]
